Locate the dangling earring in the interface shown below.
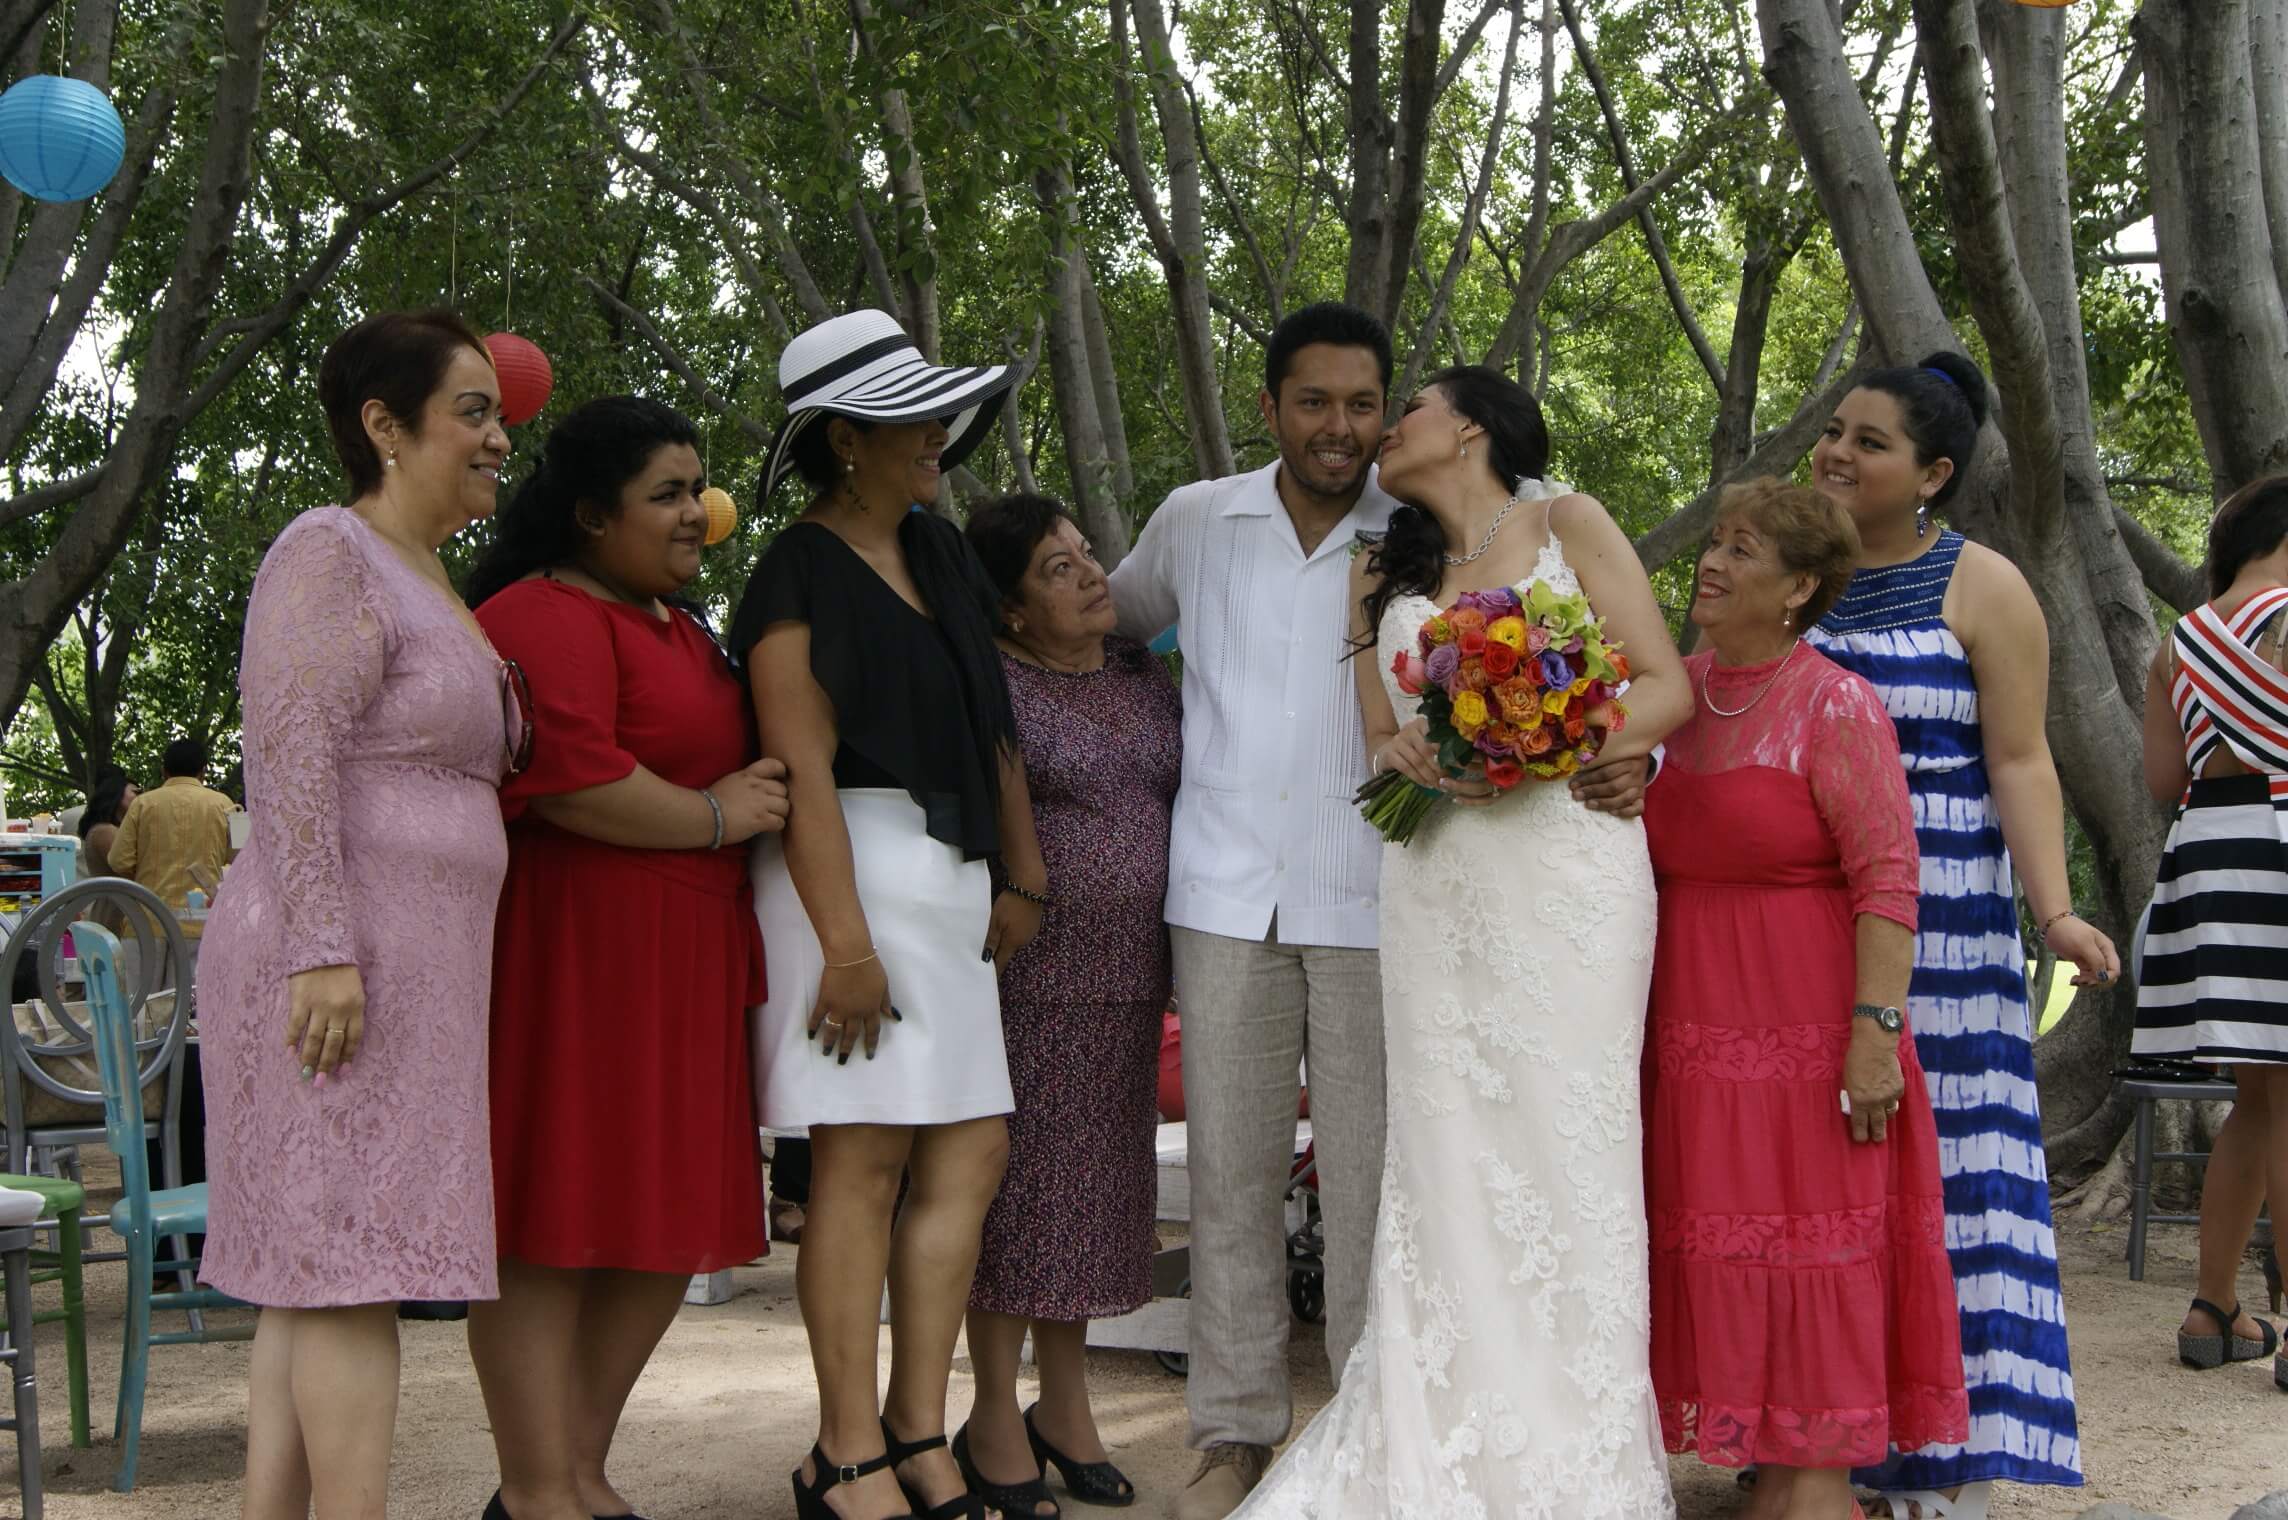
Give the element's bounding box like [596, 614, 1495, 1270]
[384, 446, 398, 470]
[1916, 497, 1931, 538]
[1457, 440, 1470, 463]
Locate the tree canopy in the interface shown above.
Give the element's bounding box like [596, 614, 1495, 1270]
[0, 0, 2259, 1170]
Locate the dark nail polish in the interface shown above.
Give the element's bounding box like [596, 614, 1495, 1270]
[837, 1051, 850, 1066]
[890, 1007, 903, 1022]
[981, 948, 993, 962]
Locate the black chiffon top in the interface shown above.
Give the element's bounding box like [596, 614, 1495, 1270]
[728, 512, 1014, 860]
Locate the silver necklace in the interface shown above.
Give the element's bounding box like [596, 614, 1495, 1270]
[1700, 640, 1801, 717]
[1444, 496, 1523, 566]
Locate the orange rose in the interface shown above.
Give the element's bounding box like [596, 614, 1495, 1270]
[1458, 628, 1489, 657]
[1448, 607, 1488, 636]
[1610, 650, 1632, 682]
[1521, 725, 1556, 755]
[1495, 677, 1540, 727]
[1482, 641, 1519, 678]
[1457, 657, 1493, 692]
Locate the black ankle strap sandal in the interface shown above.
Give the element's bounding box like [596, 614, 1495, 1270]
[882, 1419, 987, 1520]
[792, 1443, 911, 1520]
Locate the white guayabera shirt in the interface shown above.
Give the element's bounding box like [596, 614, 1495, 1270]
[1109, 459, 1397, 951]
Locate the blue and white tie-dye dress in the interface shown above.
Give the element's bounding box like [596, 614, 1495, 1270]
[1806, 530, 2081, 1492]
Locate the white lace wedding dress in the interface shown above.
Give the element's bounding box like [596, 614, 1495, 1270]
[1236, 525, 1675, 1519]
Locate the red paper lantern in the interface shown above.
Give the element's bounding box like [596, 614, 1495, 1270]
[484, 332, 554, 426]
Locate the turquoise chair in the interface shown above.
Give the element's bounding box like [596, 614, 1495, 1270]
[75, 922, 251, 1492]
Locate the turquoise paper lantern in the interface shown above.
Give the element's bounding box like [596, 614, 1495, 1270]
[0, 76, 126, 203]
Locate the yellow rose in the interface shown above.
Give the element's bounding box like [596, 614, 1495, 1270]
[1423, 616, 1456, 646]
[1542, 687, 1571, 715]
[1568, 675, 1593, 697]
[1452, 690, 1490, 736]
[1485, 616, 1528, 651]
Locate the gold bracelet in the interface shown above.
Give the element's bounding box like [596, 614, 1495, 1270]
[2039, 909, 2078, 939]
[824, 949, 878, 970]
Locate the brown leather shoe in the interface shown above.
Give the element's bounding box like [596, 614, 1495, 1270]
[1174, 1443, 1271, 1520]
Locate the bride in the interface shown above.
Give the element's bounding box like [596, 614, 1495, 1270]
[1236, 366, 1691, 1518]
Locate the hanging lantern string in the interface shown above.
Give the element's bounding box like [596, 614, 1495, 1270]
[449, 179, 457, 309]
[504, 194, 514, 331]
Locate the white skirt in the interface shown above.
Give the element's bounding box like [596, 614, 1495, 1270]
[750, 788, 1015, 1129]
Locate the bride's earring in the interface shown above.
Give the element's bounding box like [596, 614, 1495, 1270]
[1916, 496, 1931, 538]
[1457, 439, 1469, 463]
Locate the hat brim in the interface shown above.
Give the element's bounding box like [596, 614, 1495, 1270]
[758, 364, 1013, 506]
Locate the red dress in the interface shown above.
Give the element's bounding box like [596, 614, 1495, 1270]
[1643, 647, 1967, 1470]
[475, 578, 767, 1273]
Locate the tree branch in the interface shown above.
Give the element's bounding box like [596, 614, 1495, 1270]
[2110, 504, 2205, 612]
[1634, 349, 1877, 568]
[0, 467, 105, 529]
[578, 274, 773, 449]
[181, 11, 588, 424]
[1557, 0, 1728, 391]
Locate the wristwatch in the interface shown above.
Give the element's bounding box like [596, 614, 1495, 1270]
[1853, 1002, 1905, 1034]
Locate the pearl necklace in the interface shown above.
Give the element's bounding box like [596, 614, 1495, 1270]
[1699, 640, 1801, 717]
[1443, 496, 1523, 566]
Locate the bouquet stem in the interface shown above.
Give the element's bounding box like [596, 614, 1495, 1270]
[1353, 768, 1442, 845]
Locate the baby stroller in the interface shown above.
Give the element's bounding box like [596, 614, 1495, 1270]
[1159, 1140, 1326, 1375]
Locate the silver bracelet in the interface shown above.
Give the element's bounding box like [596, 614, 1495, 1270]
[699, 787, 725, 851]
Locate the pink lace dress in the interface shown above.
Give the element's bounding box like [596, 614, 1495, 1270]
[1642, 646, 1968, 1469]
[198, 508, 509, 1306]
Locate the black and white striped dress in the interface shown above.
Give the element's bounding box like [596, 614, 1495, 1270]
[2134, 586, 2288, 1065]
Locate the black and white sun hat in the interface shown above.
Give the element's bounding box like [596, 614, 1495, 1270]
[759, 308, 1014, 501]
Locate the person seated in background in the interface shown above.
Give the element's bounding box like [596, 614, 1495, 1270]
[73, 766, 137, 879]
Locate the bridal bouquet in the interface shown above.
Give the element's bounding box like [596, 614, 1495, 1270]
[1354, 581, 1629, 844]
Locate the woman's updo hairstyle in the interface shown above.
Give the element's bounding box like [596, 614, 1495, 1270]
[317, 308, 491, 498]
[465, 395, 700, 608]
[787, 410, 879, 493]
[1854, 349, 1991, 512]
[1360, 365, 1553, 641]
[2206, 474, 2288, 600]
[965, 493, 1075, 622]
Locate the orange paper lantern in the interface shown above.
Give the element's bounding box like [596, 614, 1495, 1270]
[699, 486, 738, 545]
[484, 332, 554, 426]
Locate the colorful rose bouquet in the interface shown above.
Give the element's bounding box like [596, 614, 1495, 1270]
[1354, 581, 1630, 844]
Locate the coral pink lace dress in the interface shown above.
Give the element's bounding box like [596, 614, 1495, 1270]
[1643, 646, 1967, 1469]
[199, 508, 509, 1306]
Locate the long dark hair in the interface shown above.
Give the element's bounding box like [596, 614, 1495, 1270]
[1852, 350, 1990, 513]
[466, 396, 701, 608]
[1359, 365, 1552, 641]
[78, 768, 131, 838]
[2208, 474, 2288, 600]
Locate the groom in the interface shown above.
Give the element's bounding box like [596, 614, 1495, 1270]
[1109, 302, 1396, 1520]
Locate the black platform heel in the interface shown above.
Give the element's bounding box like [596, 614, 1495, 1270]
[792, 1442, 913, 1520]
[953, 1421, 1059, 1518]
[2177, 1296, 2278, 1368]
[1025, 1405, 1136, 1508]
[881, 1418, 988, 1520]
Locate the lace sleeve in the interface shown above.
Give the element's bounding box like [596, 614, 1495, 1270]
[239, 512, 386, 974]
[1804, 672, 1920, 932]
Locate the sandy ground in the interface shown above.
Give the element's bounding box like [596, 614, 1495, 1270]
[1, 1176, 2279, 1520]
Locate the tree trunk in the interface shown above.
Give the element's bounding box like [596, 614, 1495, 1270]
[1076, 250, 1135, 502]
[0, 0, 268, 730]
[1037, 161, 1131, 568]
[1917, 0, 2170, 1169]
[1112, 0, 1235, 479]
[2243, 0, 2288, 304]
[849, 0, 940, 359]
[2136, 0, 2288, 491]
[1340, 0, 1388, 315]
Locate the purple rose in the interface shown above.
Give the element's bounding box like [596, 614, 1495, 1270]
[1538, 648, 1573, 689]
[1426, 643, 1462, 687]
[1484, 586, 1522, 614]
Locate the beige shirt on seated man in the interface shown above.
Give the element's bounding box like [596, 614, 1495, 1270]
[110, 746, 236, 939]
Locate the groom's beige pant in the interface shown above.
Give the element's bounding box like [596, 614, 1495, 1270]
[1172, 922, 1385, 1451]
